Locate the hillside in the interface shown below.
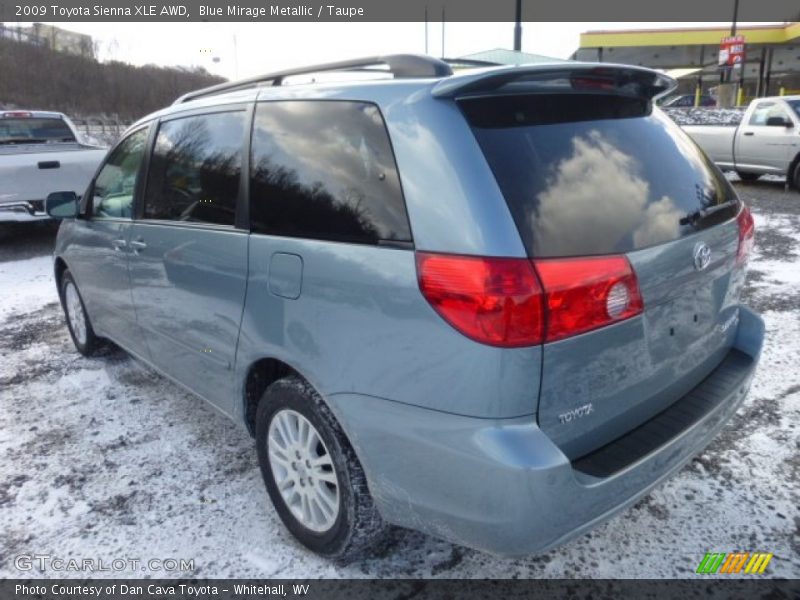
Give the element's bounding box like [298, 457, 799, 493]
[0, 37, 225, 121]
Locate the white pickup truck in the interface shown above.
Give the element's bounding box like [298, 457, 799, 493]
[682, 95, 800, 190]
[0, 110, 107, 222]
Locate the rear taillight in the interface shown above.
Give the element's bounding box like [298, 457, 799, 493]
[736, 204, 755, 266]
[534, 256, 644, 343]
[417, 252, 644, 347]
[416, 253, 544, 347]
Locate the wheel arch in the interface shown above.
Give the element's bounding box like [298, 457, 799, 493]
[54, 256, 69, 302]
[242, 357, 301, 437]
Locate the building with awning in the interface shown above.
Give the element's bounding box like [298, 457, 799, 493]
[574, 23, 800, 104]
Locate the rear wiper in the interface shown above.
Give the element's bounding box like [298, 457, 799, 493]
[0, 138, 49, 145]
[679, 199, 739, 226]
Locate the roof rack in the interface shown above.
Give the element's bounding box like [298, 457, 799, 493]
[174, 54, 454, 104]
[443, 58, 502, 69]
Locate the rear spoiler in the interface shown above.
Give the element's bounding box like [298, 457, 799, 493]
[431, 62, 676, 101]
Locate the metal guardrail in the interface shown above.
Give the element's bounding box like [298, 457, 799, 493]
[70, 117, 131, 145]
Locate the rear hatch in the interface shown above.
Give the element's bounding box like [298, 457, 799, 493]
[457, 73, 748, 459]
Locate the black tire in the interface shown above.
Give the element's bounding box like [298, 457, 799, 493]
[255, 376, 387, 562]
[59, 269, 100, 356]
[791, 161, 800, 191]
[736, 171, 761, 182]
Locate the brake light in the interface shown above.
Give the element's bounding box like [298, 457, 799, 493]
[736, 204, 755, 266]
[2, 111, 32, 118]
[570, 75, 616, 91]
[534, 256, 644, 343]
[416, 253, 544, 347]
[417, 253, 644, 347]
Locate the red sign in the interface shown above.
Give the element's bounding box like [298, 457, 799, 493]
[719, 35, 745, 67]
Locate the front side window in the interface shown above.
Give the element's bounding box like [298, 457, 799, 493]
[748, 103, 775, 126]
[143, 111, 245, 226]
[250, 100, 411, 244]
[748, 102, 790, 126]
[787, 99, 800, 120]
[92, 128, 148, 219]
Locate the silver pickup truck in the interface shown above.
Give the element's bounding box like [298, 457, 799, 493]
[0, 110, 107, 222]
[682, 95, 800, 190]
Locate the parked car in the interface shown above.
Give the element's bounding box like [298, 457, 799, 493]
[683, 95, 800, 188]
[46, 56, 763, 561]
[660, 93, 716, 107]
[0, 110, 107, 223]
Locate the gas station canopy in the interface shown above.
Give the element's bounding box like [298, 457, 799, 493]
[574, 23, 800, 96]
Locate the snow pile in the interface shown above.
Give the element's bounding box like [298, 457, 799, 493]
[663, 107, 746, 126]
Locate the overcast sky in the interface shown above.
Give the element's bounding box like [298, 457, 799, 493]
[10, 21, 769, 80]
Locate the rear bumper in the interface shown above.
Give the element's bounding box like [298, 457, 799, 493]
[328, 306, 764, 556]
[0, 200, 50, 222]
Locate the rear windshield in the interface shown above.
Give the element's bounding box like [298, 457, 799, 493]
[0, 118, 75, 144]
[461, 94, 739, 257]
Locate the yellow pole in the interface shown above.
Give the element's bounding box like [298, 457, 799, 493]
[780, 86, 785, 96]
[736, 86, 744, 106]
[694, 84, 701, 107]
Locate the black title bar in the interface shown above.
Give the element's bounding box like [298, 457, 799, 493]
[2, 579, 799, 600]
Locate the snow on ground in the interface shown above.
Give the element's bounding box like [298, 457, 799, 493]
[0, 255, 57, 320]
[0, 181, 799, 579]
[663, 107, 746, 126]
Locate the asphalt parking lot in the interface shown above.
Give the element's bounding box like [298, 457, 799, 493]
[0, 178, 798, 578]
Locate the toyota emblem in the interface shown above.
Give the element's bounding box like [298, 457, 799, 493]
[693, 242, 712, 271]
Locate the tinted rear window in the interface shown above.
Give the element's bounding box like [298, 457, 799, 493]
[461, 94, 739, 257]
[0, 118, 75, 143]
[250, 100, 411, 245]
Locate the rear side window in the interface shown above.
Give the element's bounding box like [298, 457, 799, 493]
[250, 100, 411, 244]
[461, 94, 739, 257]
[144, 111, 245, 226]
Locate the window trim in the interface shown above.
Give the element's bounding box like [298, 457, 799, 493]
[248, 98, 415, 247]
[138, 106, 250, 230]
[85, 122, 154, 222]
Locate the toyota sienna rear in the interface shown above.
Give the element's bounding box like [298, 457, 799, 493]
[48, 56, 764, 560]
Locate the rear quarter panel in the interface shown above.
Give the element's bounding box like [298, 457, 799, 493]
[235, 236, 542, 419]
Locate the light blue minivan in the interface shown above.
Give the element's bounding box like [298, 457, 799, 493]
[46, 55, 763, 560]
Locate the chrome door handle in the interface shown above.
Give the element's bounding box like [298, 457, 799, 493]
[111, 239, 127, 251]
[129, 239, 147, 254]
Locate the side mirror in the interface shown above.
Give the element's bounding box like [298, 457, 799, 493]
[45, 191, 79, 219]
[766, 116, 792, 127]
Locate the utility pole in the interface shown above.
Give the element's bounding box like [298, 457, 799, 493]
[424, 6, 428, 54]
[514, 0, 522, 51]
[441, 7, 445, 58]
[725, 0, 739, 83]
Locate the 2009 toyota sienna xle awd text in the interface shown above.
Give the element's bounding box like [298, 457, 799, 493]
[45, 55, 763, 561]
